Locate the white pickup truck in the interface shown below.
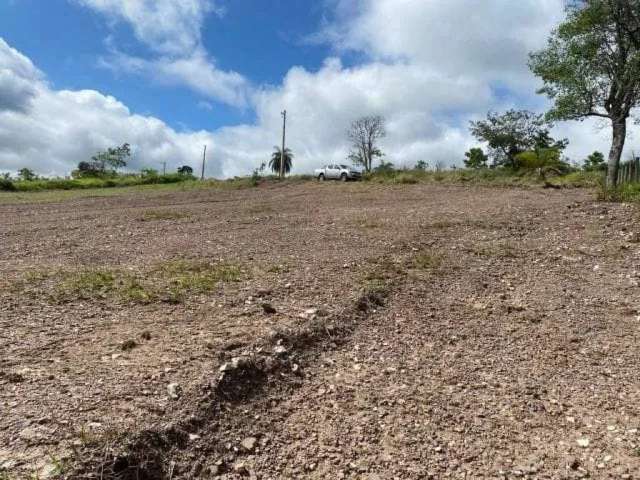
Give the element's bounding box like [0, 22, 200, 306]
[314, 164, 362, 181]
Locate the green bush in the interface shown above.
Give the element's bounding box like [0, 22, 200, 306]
[362, 166, 597, 187]
[0, 178, 16, 191]
[8, 173, 194, 192]
[598, 182, 640, 202]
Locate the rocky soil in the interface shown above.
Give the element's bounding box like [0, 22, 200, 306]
[1, 182, 639, 479]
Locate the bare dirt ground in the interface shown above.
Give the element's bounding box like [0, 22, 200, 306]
[1, 182, 639, 479]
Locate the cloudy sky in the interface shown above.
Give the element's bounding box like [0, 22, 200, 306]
[0, 0, 631, 177]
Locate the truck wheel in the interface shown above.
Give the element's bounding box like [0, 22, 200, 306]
[318, 174, 325, 181]
[340, 173, 348, 182]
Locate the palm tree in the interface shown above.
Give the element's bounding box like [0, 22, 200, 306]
[269, 147, 293, 176]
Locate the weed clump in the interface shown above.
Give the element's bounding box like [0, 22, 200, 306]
[24, 259, 245, 305]
[413, 252, 443, 270]
[139, 210, 190, 222]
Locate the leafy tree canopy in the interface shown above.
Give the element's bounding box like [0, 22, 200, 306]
[177, 165, 194, 175]
[583, 151, 607, 171]
[529, 0, 640, 186]
[17, 168, 36, 181]
[373, 160, 395, 173]
[464, 148, 489, 169]
[77, 143, 131, 177]
[469, 110, 568, 168]
[415, 160, 428, 171]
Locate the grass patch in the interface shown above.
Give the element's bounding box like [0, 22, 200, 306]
[0, 175, 315, 205]
[139, 210, 190, 222]
[1, 173, 194, 193]
[20, 259, 244, 304]
[156, 260, 242, 301]
[363, 167, 603, 188]
[355, 217, 382, 229]
[413, 252, 444, 270]
[425, 219, 499, 230]
[359, 257, 406, 291]
[246, 204, 275, 215]
[598, 182, 640, 202]
[469, 241, 520, 258]
[266, 263, 290, 274]
[56, 270, 117, 300]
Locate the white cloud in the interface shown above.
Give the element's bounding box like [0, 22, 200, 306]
[75, 0, 249, 107]
[102, 47, 250, 108]
[0, 38, 219, 177]
[212, 0, 637, 175]
[2, 2, 639, 179]
[0, 39, 42, 113]
[74, 0, 219, 55]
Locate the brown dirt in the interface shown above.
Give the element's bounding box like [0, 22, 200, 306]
[1, 182, 639, 479]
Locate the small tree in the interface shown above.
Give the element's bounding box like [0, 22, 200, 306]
[73, 161, 101, 178]
[77, 143, 131, 177]
[529, 0, 640, 187]
[251, 162, 267, 186]
[463, 148, 488, 169]
[269, 147, 293, 175]
[347, 116, 386, 172]
[583, 151, 607, 171]
[415, 160, 428, 171]
[91, 143, 131, 173]
[17, 168, 36, 181]
[373, 160, 395, 173]
[177, 165, 193, 175]
[470, 110, 567, 168]
[0, 173, 14, 191]
[515, 147, 571, 181]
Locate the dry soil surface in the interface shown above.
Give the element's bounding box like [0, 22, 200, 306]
[1, 182, 639, 479]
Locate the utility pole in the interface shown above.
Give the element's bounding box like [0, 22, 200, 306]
[280, 110, 287, 179]
[201, 145, 207, 181]
[161, 161, 166, 175]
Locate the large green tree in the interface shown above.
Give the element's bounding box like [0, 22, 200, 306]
[530, 0, 640, 187]
[469, 110, 567, 168]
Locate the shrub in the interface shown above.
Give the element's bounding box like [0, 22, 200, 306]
[0, 177, 16, 191]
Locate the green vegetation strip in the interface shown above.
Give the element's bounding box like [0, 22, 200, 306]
[361, 168, 604, 188]
[15, 260, 245, 304]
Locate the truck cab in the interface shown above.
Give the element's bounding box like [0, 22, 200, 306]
[315, 164, 362, 181]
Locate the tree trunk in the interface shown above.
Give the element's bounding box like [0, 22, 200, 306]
[607, 118, 627, 188]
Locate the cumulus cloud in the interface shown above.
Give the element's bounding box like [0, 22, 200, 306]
[75, 0, 249, 107]
[74, 0, 220, 55]
[213, 0, 638, 174]
[2, 2, 639, 178]
[0, 39, 41, 113]
[0, 38, 218, 177]
[213, 57, 489, 176]
[103, 47, 249, 108]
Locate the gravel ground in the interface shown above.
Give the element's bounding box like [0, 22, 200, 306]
[1, 182, 639, 479]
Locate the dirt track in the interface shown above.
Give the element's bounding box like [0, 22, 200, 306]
[1, 182, 639, 479]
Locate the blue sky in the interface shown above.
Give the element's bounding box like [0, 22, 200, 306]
[0, 0, 334, 131]
[0, 0, 624, 177]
